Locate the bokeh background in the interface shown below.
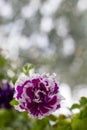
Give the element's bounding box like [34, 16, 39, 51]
[0, 0, 87, 113]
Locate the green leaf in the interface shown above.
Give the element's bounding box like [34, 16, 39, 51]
[72, 115, 87, 130]
[70, 103, 80, 110]
[31, 118, 50, 130]
[79, 97, 87, 106]
[80, 106, 87, 119]
[24, 63, 34, 70]
[12, 76, 17, 84]
[47, 114, 57, 121]
[0, 109, 17, 128]
[53, 120, 71, 130]
[0, 73, 5, 80]
[58, 114, 66, 120]
[10, 99, 19, 106]
[0, 56, 7, 68]
[21, 63, 34, 76]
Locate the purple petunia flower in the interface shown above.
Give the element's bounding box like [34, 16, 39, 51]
[14, 73, 63, 118]
[0, 81, 14, 109]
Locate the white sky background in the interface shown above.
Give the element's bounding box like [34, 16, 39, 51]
[0, 0, 87, 114]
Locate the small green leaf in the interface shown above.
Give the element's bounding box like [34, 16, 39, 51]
[10, 99, 19, 106]
[70, 104, 80, 110]
[47, 114, 57, 121]
[24, 63, 34, 70]
[12, 76, 17, 84]
[21, 63, 34, 76]
[79, 97, 87, 106]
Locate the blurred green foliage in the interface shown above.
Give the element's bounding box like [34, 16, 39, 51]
[0, 96, 87, 130]
[0, 54, 10, 85]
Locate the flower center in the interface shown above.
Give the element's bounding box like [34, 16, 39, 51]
[34, 90, 45, 103]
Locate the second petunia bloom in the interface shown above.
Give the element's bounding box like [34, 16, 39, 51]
[14, 73, 63, 119]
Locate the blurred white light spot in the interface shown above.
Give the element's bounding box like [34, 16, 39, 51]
[29, 33, 49, 49]
[77, 88, 87, 98]
[40, 17, 53, 33]
[7, 20, 24, 36]
[77, 0, 87, 12]
[7, 69, 15, 78]
[56, 17, 69, 38]
[59, 83, 73, 107]
[53, 83, 73, 116]
[0, 1, 13, 18]
[21, 0, 40, 18]
[40, 0, 63, 16]
[62, 37, 75, 57]
[19, 36, 31, 50]
[73, 85, 87, 101]
[53, 107, 71, 116]
[0, 42, 19, 60]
